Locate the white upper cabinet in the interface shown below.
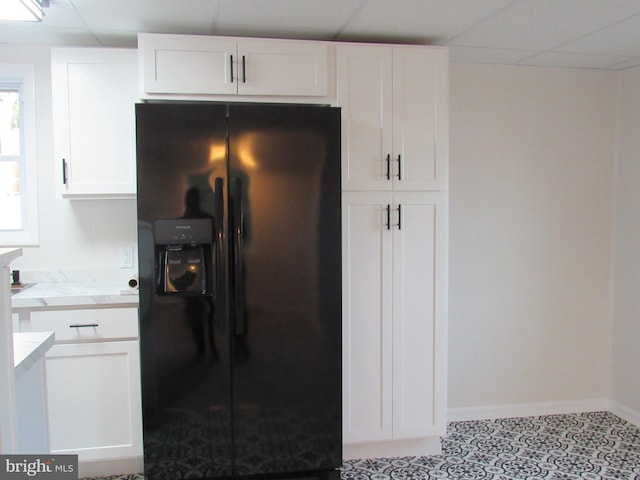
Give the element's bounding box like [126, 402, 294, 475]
[51, 48, 138, 199]
[337, 44, 448, 191]
[139, 33, 328, 97]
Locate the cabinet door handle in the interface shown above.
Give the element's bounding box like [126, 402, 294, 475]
[386, 204, 391, 230]
[62, 158, 68, 185]
[397, 204, 402, 230]
[242, 55, 246, 83]
[230, 54, 234, 83]
[69, 323, 99, 328]
[396, 154, 402, 181]
[385, 154, 391, 180]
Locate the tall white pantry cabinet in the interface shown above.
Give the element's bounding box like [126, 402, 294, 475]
[337, 44, 448, 458]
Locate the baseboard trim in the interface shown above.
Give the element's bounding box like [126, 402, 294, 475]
[610, 401, 640, 427]
[447, 398, 611, 422]
[343, 437, 442, 460]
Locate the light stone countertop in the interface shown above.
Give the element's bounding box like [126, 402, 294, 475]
[13, 331, 55, 377]
[11, 281, 139, 310]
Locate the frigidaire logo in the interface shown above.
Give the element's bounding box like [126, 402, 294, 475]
[0, 455, 77, 480]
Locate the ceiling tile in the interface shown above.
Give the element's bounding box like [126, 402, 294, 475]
[1, 0, 96, 47]
[556, 14, 640, 56]
[447, 0, 640, 51]
[214, 0, 366, 39]
[338, 0, 512, 44]
[41, 0, 86, 28]
[70, 0, 219, 32]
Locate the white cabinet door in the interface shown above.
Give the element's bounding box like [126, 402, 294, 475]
[342, 191, 447, 445]
[140, 34, 328, 97]
[45, 341, 143, 462]
[337, 45, 448, 191]
[342, 191, 393, 443]
[392, 49, 448, 191]
[391, 192, 447, 439]
[237, 39, 327, 96]
[139, 34, 236, 95]
[52, 48, 138, 198]
[337, 46, 392, 191]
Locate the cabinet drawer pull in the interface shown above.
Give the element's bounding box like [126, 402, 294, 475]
[396, 154, 402, 180]
[230, 54, 234, 83]
[69, 323, 99, 328]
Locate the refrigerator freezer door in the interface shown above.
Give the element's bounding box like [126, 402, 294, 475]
[136, 103, 232, 480]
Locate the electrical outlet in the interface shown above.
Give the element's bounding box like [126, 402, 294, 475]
[119, 246, 134, 268]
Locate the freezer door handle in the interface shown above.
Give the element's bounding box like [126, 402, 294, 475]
[232, 177, 246, 336]
[214, 177, 226, 333]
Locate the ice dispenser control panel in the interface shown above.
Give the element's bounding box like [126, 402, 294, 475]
[154, 218, 214, 296]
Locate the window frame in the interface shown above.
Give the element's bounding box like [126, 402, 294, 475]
[0, 63, 39, 246]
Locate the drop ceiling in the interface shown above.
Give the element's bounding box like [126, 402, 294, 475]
[2, 0, 640, 70]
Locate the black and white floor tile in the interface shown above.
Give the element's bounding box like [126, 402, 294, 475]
[343, 411, 640, 480]
[83, 411, 640, 480]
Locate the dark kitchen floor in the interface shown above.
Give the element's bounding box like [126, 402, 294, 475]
[82, 411, 640, 480]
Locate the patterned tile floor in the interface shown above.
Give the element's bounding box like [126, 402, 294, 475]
[83, 411, 640, 480]
[343, 411, 640, 480]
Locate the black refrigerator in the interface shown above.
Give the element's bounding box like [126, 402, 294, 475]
[135, 103, 342, 480]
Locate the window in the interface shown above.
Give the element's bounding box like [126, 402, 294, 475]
[0, 64, 38, 246]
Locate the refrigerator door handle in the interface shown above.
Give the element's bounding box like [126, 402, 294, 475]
[232, 177, 246, 336]
[214, 177, 226, 333]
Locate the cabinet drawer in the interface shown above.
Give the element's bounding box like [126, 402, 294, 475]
[30, 308, 138, 342]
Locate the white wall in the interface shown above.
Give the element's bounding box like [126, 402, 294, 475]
[0, 45, 137, 280]
[611, 66, 640, 423]
[449, 63, 616, 417]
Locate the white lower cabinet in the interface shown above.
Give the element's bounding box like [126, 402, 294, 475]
[45, 341, 142, 461]
[19, 307, 142, 474]
[342, 191, 447, 457]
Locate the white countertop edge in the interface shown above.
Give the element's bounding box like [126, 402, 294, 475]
[0, 248, 22, 267]
[11, 281, 139, 310]
[13, 331, 55, 376]
[12, 295, 139, 310]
